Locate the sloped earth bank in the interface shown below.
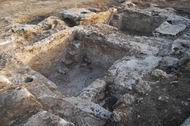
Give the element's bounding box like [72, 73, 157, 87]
[0, 0, 190, 126]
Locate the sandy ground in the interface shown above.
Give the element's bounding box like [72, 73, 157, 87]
[0, 0, 113, 36]
[0, 0, 112, 20]
[0, 0, 115, 51]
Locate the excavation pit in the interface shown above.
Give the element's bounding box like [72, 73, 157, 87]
[22, 30, 127, 97]
[121, 11, 165, 36]
[118, 8, 167, 36]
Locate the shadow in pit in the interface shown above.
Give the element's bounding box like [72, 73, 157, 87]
[25, 32, 127, 97]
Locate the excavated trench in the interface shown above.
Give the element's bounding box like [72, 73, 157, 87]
[26, 32, 126, 97]
[1, 5, 190, 126]
[111, 9, 166, 36]
[121, 11, 165, 36]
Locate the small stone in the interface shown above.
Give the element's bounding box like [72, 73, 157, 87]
[134, 80, 151, 94]
[57, 66, 69, 75]
[158, 95, 169, 102]
[62, 59, 73, 66]
[118, 93, 135, 105]
[151, 69, 168, 80]
[0, 75, 11, 89]
[170, 81, 178, 85]
[159, 56, 179, 69]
